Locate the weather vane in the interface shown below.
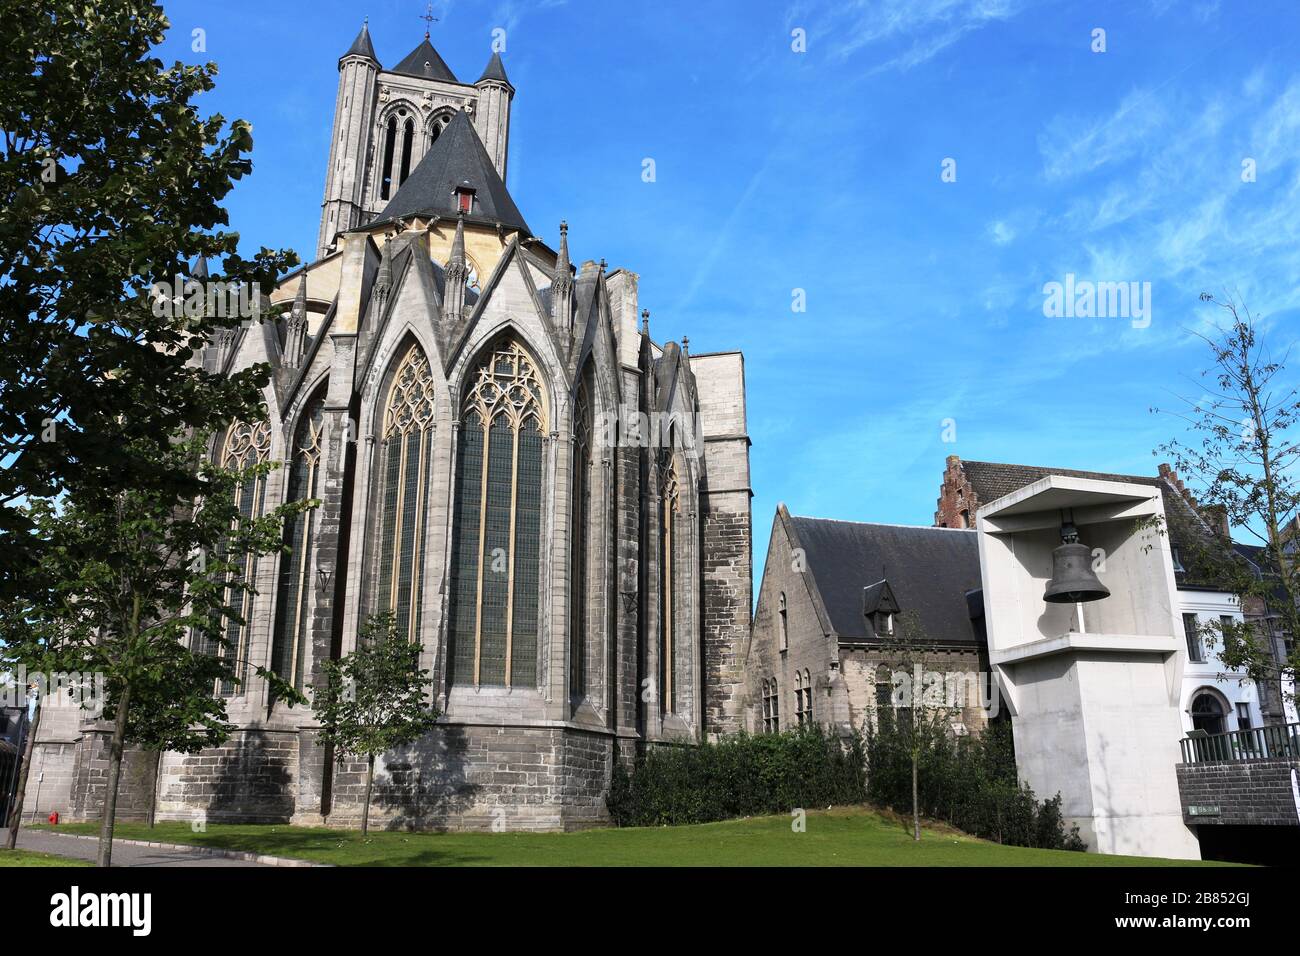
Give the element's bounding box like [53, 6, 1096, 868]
[419, 3, 438, 39]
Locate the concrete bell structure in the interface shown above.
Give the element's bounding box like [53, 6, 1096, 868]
[976, 473, 1201, 859]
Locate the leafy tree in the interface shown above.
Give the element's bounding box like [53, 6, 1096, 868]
[0, 0, 296, 601]
[874, 610, 964, 841]
[1, 539, 76, 850]
[315, 614, 440, 836]
[121, 648, 237, 829]
[9, 431, 310, 866]
[1153, 295, 1299, 712]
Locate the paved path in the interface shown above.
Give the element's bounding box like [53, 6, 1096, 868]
[16, 828, 268, 867]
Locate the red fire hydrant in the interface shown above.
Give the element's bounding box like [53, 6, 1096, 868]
[48, 811, 59, 826]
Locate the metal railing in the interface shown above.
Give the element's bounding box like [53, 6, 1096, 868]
[1179, 721, 1300, 764]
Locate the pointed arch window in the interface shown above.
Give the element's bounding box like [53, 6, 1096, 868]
[660, 449, 680, 714]
[374, 344, 437, 641]
[399, 117, 415, 185]
[272, 388, 327, 693]
[778, 591, 788, 652]
[210, 417, 272, 697]
[379, 115, 398, 200]
[450, 338, 548, 688]
[570, 369, 593, 698]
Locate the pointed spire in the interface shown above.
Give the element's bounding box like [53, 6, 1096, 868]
[342, 19, 379, 65]
[448, 214, 466, 273]
[375, 235, 393, 310]
[554, 221, 571, 289]
[442, 215, 467, 320]
[190, 255, 208, 280]
[476, 51, 512, 87]
[285, 274, 309, 367]
[641, 309, 650, 336]
[551, 221, 574, 339]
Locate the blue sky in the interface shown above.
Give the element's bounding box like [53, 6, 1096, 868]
[161, 0, 1300, 580]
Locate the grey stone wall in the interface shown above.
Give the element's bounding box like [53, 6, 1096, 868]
[692, 352, 751, 739]
[153, 729, 299, 824]
[324, 724, 614, 831]
[1176, 759, 1300, 826]
[68, 725, 159, 823]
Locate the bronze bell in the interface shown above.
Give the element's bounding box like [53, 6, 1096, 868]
[1044, 523, 1110, 604]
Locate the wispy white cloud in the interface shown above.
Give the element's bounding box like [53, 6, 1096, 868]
[1038, 87, 1170, 182]
[813, 0, 1033, 74]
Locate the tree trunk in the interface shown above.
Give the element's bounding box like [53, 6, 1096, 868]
[4, 694, 43, 850]
[146, 748, 162, 828]
[911, 750, 920, 842]
[96, 682, 132, 868]
[361, 754, 374, 837]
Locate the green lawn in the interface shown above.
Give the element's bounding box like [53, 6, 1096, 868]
[37, 808, 1236, 866]
[0, 848, 92, 867]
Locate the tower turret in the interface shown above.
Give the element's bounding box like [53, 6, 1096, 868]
[473, 52, 514, 180]
[317, 21, 381, 258]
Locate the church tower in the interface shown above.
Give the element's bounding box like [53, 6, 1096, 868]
[26, 20, 750, 835]
[316, 21, 515, 259]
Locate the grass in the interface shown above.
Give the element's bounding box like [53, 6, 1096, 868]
[0, 847, 92, 867]
[36, 807, 1238, 866]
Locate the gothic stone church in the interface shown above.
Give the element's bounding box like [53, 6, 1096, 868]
[29, 23, 752, 831]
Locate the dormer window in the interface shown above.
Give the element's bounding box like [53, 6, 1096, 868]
[454, 184, 476, 215]
[878, 612, 894, 636]
[1171, 545, 1186, 573]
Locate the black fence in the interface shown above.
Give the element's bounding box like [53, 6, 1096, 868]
[1179, 721, 1300, 764]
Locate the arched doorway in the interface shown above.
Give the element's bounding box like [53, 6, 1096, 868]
[1190, 689, 1229, 736]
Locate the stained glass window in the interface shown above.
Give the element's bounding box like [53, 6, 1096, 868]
[449, 338, 548, 688]
[570, 370, 593, 698]
[660, 451, 680, 713]
[211, 416, 272, 697]
[271, 388, 327, 693]
[374, 344, 436, 641]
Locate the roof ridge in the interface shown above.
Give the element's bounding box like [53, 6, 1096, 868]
[963, 458, 1159, 482]
[789, 515, 975, 533]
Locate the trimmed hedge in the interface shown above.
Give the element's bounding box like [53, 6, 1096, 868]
[866, 709, 1086, 851]
[607, 726, 866, 827]
[607, 716, 1085, 852]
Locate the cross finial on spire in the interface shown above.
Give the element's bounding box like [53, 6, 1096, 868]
[419, 3, 438, 38]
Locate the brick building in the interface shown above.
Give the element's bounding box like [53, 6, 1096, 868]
[24, 22, 751, 832]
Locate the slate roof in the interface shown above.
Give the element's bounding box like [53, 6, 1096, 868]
[376, 110, 530, 234]
[960, 460, 1162, 502]
[788, 516, 982, 645]
[342, 22, 378, 63]
[391, 37, 458, 82]
[477, 52, 511, 85]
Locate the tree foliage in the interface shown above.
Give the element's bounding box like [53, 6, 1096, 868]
[4, 431, 311, 863]
[315, 614, 440, 835]
[1152, 295, 1300, 706]
[0, 0, 297, 600]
